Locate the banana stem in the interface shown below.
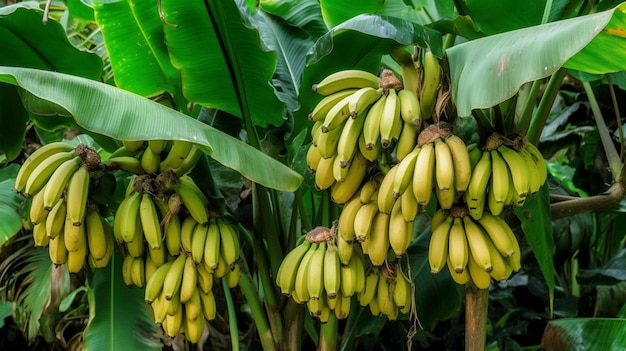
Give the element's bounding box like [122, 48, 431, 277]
[606, 75, 625, 161]
[251, 238, 282, 332]
[295, 188, 312, 231]
[319, 313, 339, 351]
[465, 282, 488, 351]
[582, 80, 623, 181]
[223, 278, 240, 351]
[517, 80, 542, 134]
[238, 272, 277, 351]
[526, 68, 567, 145]
[283, 299, 305, 350]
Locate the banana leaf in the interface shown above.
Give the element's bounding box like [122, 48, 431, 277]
[0, 66, 303, 192]
[0, 164, 23, 246]
[543, 318, 626, 350]
[83, 251, 160, 351]
[447, 2, 626, 117]
[259, 0, 328, 38]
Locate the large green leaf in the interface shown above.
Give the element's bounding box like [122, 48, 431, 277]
[577, 249, 626, 286]
[543, 318, 626, 350]
[0, 67, 303, 192]
[160, 0, 285, 127]
[84, 251, 160, 351]
[0, 164, 24, 246]
[447, 2, 626, 117]
[92, 0, 184, 106]
[259, 0, 328, 38]
[465, 0, 546, 35]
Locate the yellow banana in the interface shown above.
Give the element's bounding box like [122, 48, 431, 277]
[123, 140, 144, 152]
[67, 241, 87, 273]
[462, 216, 493, 272]
[42, 156, 81, 210]
[126, 218, 145, 258]
[309, 89, 359, 121]
[359, 177, 380, 204]
[180, 256, 197, 303]
[468, 251, 492, 289]
[338, 196, 361, 242]
[352, 248, 366, 293]
[307, 242, 327, 300]
[434, 138, 454, 192]
[176, 176, 209, 226]
[145, 261, 174, 303]
[487, 179, 505, 216]
[331, 152, 368, 204]
[444, 134, 472, 192]
[412, 140, 435, 206]
[353, 201, 379, 242]
[118, 191, 142, 242]
[65, 165, 90, 226]
[321, 95, 351, 133]
[323, 243, 342, 299]
[362, 94, 386, 149]
[419, 51, 441, 120]
[524, 142, 547, 188]
[203, 219, 221, 271]
[184, 309, 206, 343]
[185, 288, 202, 321]
[159, 140, 193, 172]
[340, 258, 357, 297]
[121, 255, 135, 286]
[398, 88, 421, 126]
[150, 292, 167, 324]
[29, 185, 48, 225]
[388, 200, 412, 256]
[448, 217, 468, 274]
[489, 149, 511, 205]
[144, 252, 157, 284]
[64, 214, 86, 252]
[165, 213, 182, 257]
[348, 87, 383, 118]
[218, 218, 241, 269]
[92, 224, 113, 268]
[148, 139, 168, 154]
[45, 198, 66, 239]
[392, 146, 420, 198]
[466, 151, 491, 219]
[165, 290, 181, 315]
[312, 70, 380, 96]
[314, 154, 336, 191]
[486, 237, 510, 282]
[85, 208, 107, 260]
[277, 241, 312, 295]
[32, 222, 49, 247]
[140, 148, 161, 175]
[447, 255, 470, 285]
[49, 231, 68, 265]
[164, 306, 183, 337]
[377, 165, 398, 214]
[358, 268, 379, 306]
[395, 122, 420, 161]
[24, 150, 75, 196]
[336, 112, 367, 168]
[180, 216, 197, 254]
[196, 263, 214, 295]
[435, 185, 455, 210]
[306, 144, 322, 173]
[393, 268, 412, 313]
[497, 145, 530, 199]
[358, 129, 380, 162]
[400, 183, 419, 222]
[190, 221, 208, 264]
[140, 194, 163, 250]
[294, 243, 318, 302]
[336, 229, 354, 265]
[519, 148, 542, 194]
[162, 254, 187, 300]
[379, 89, 400, 149]
[316, 120, 344, 158]
[131, 256, 146, 288]
[336, 293, 352, 319]
[368, 298, 381, 316]
[368, 212, 390, 266]
[477, 213, 520, 262]
[200, 289, 217, 321]
[377, 275, 397, 318]
[429, 216, 453, 274]
[15, 142, 74, 193]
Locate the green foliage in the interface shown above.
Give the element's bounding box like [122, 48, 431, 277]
[0, 165, 23, 245]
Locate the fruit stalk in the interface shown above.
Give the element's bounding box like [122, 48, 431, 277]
[465, 282, 489, 351]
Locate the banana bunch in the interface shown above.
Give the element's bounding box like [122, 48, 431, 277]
[276, 236, 366, 321]
[428, 207, 522, 289]
[142, 254, 219, 343]
[103, 139, 202, 176]
[465, 139, 547, 220]
[357, 263, 412, 320]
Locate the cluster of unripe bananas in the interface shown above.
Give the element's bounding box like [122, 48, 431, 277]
[15, 142, 114, 272]
[276, 224, 413, 321]
[429, 207, 522, 288]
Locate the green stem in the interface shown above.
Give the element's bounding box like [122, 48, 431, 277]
[254, 184, 284, 285]
[606, 75, 624, 161]
[222, 278, 240, 351]
[443, 34, 457, 51]
[295, 188, 312, 232]
[238, 272, 277, 351]
[526, 68, 567, 145]
[251, 237, 282, 340]
[517, 80, 542, 134]
[582, 81, 623, 180]
[319, 313, 339, 351]
[541, 0, 553, 24]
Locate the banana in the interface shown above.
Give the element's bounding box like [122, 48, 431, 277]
[311, 120, 323, 144]
[159, 140, 193, 172]
[489, 150, 511, 205]
[312, 70, 380, 96]
[180, 256, 197, 303]
[362, 94, 386, 149]
[321, 95, 351, 133]
[435, 185, 455, 210]
[45, 199, 66, 239]
[368, 297, 381, 316]
[187, 220, 206, 265]
[486, 237, 509, 282]
[352, 248, 366, 293]
[447, 255, 470, 285]
[277, 241, 312, 295]
[358, 268, 379, 306]
[176, 176, 209, 226]
[126, 218, 145, 258]
[389, 108, 404, 143]
[15, 142, 75, 193]
[172, 145, 203, 177]
[497, 145, 530, 199]
[64, 214, 86, 252]
[148, 139, 168, 154]
[392, 146, 421, 198]
[444, 135, 472, 192]
[49, 231, 68, 265]
[332, 151, 350, 184]
[377, 275, 396, 318]
[306, 144, 322, 173]
[391, 45, 420, 94]
[67, 240, 87, 273]
[121, 255, 135, 286]
[393, 268, 412, 313]
[145, 261, 174, 303]
[338, 196, 361, 242]
[434, 138, 454, 192]
[92, 224, 113, 268]
[412, 140, 435, 206]
[85, 208, 107, 260]
[140, 194, 163, 250]
[336, 231, 354, 266]
[462, 216, 493, 272]
[140, 148, 161, 175]
[398, 89, 421, 126]
[447, 217, 468, 274]
[395, 122, 420, 161]
[164, 306, 183, 337]
[314, 154, 336, 191]
[389, 200, 412, 256]
[150, 292, 167, 323]
[32, 222, 49, 247]
[42, 157, 81, 210]
[196, 263, 214, 295]
[468, 144, 482, 168]
[165, 290, 181, 316]
[368, 212, 390, 266]
[162, 254, 187, 300]
[203, 219, 221, 271]
[118, 191, 142, 242]
[419, 51, 441, 120]
[331, 152, 368, 204]
[477, 212, 520, 260]
[294, 243, 318, 302]
[309, 89, 359, 121]
[165, 213, 182, 256]
[103, 156, 144, 175]
[218, 218, 240, 269]
[519, 148, 542, 194]
[377, 165, 398, 214]
[185, 288, 202, 320]
[348, 87, 383, 118]
[359, 177, 380, 204]
[145, 254, 159, 281]
[307, 296, 324, 317]
[353, 201, 378, 242]
[340, 259, 357, 297]
[467, 251, 491, 289]
[431, 208, 448, 230]
[198, 289, 216, 321]
[487, 176, 505, 216]
[131, 256, 146, 287]
[307, 242, 327, 300]
[336, 110, 367, 167]
[66, 165, 90, 226]
[24, 150, 76, 196]
[336, 293, 352, 319]
[358, 129, 380, 162]
[180, 216, 197, 255]
[379, 89, 400, 149]
[324, 243, 342, 299]
[466, 150, 491, 219]
[123, 140, 144, 152]
[29, 185, 49, 225]
[524, 142, 547, 188]
[184, 309, 206, 343]
[316, 120, 344, 158]
[429, 216, 453, 274]
[400, 183, 419, 222]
